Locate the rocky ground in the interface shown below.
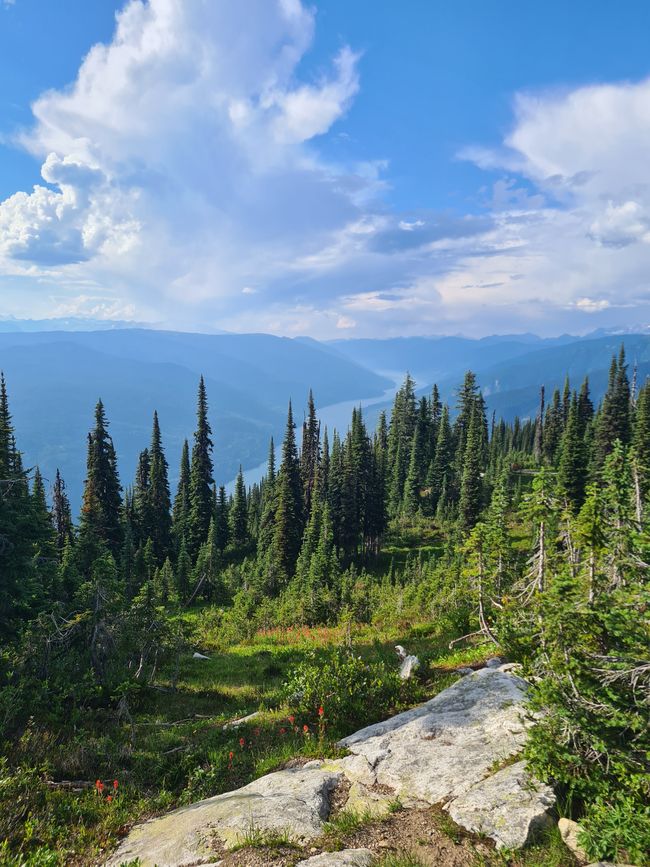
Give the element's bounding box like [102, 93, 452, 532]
[106, 665, 563, 867]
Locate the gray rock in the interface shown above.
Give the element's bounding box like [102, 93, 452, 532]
[338, 668, 553, 846]
[399, 654, 420, 679]
[558, 817, 588, 860]
[192, 651, 210, 659]
[485, 656, 503, 668]
[296, 849, 374, 866]
[105, 765, 341, 867]
[444, 760, 555, 849]
[456, 666, 474, 676]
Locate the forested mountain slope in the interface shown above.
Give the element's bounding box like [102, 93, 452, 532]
[0, 329, 390, 508]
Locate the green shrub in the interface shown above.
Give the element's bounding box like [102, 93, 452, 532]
[283, 647, 407, 735]
[579, 795, 650, 866]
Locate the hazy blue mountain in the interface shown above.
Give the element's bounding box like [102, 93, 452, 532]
[0, 317, 151, 332]
[329, 334, 576, 383]
[0, 330, 390, 509]
[341, 333, 650, 431]
[466, 333, 650, 421]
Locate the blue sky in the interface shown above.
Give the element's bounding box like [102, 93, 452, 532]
[1, 0, 650, 336]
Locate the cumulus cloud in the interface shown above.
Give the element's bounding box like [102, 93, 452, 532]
[3, 1, 650, 336]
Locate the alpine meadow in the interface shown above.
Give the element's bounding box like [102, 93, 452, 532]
[0, 2, 649, 866]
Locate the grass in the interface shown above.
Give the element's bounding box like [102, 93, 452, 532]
[230, 822, 299, 851]
[0, 596, 565, 867]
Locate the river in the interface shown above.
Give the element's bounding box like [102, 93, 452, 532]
[227, 378, 401, 491]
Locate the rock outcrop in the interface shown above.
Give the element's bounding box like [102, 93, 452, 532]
[107, 667, 554, 866]
[106, 765, 341, 866]
[337, 667, 553, 848]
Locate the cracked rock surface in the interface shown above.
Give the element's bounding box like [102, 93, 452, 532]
[338, 668, 554, 847]
[105, 766, 341, 867]
[295, 849, 374, 866]
[106, 668, 555, 865]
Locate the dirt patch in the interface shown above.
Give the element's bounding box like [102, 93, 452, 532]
[210, 805, 496, 866]
[329, 776, 352, 816]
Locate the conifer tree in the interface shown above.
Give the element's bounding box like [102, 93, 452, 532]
[387, 374, 417, 515]
[300, 390, 320, 520]
[175, 536, 191, 602]
[271, 401, 303, 583]
[78, 400, 123, 561]
[31, 467, 59, 601]
[458, 401, 484, 529]
[533, 386, 545, 463]
[557, 393, 588, 511]
[632, 380, 650, 512]
[215, 484, 230, 552]
[133, 447, 151, 546]
[543, 388, 563, 461]
[595, 348, 631, 465]
[147, 411, 172, 564]
[188, 377, 214, 559]
[172, 439, 191, 548]
[230, 467, 248, 548]
[427, 404, 453, 514]
[51, 468, 73, 558]
[454, 370, 480, 469]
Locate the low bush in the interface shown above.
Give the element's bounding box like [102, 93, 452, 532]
[283, 647, 411, 735]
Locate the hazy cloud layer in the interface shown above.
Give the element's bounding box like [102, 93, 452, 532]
[1, 0, 650, 335]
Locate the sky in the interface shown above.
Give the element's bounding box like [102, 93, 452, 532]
[2, 0, 650, 338]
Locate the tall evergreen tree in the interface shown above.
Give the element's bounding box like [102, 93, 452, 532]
[557, 393, 588, 511]
[51, 468, 73, 558]
[188, 377, 214, 559]
[215, 484, 230, 552]
[458, 400, 484, 529]
[78, 400, 123, 560]
[147, 411, 172, 564]
[271, 401, 303, 583]
[230, 467, 249, 548]
[300, 390, 320, 521]
[172, 439, 191, 548]
[595, 348, 632, 465]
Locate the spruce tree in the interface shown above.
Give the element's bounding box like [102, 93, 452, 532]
[215, 484, 230, 551]
[147, 411, 172, 564]
[51, 468, 73, 558]
[543, 388, 563, 461]
[387, 374, 417, 515]
[172, 438, 190, 548]
[229, 467, 248, 548]
[78, 399, 123, 561]
[300, 390, 320, 520]
[271, 401, 303, 583]
[557, 393, 588, 511]
[188, 377, 214, 559]
[458, 401, 484, 530]
[595, 348, 632, 465]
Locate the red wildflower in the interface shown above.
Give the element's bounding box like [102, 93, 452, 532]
[288, 714, 295, 724]
[106, 795, 113, 803]
[229, 751, 234, 760]
[318, 706, 324, 717]
[279, 727, 286, 735]
[239, 737, 246, 748]
[113, 780, 118, 791]
[303, 724, 309, 733]
[95, 780, 104, 793]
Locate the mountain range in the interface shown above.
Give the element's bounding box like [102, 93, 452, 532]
[1, 324, 649, 510]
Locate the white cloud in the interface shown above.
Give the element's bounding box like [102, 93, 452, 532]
[0, 0, 368, 327]
[3, 2, 650, 337]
